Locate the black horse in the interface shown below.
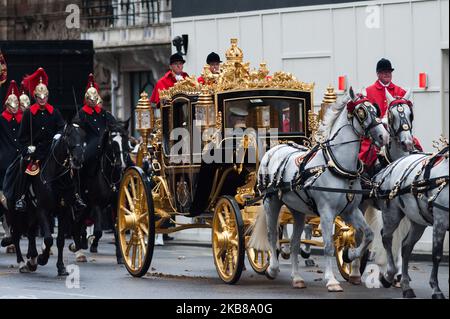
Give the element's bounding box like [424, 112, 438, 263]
[17, 122, 87, 276]
[72, 120, 131, 264]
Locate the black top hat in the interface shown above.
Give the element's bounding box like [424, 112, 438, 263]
[376, 58, 394, 72]
[206, 52, 222, 64]
[170, 53, 186, 65]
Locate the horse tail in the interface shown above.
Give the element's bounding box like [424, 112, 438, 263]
[248, 210, 270, 251]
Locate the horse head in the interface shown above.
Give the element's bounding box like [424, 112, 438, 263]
[106, 119, 132, 170]
[347, 86, 390, 148]
[385, 89, 415, 152]
[63, 123, 86, 170]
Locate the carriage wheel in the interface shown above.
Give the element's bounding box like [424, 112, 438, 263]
[246, 245, 270, 275]
[117, 167, 155, 277]
[334, 220, 368, 281]
[212, 196, 245, 284]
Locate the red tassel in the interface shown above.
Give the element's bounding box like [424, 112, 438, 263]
[22, 67, 48, 95]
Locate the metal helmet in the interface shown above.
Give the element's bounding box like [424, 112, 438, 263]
[4, 80, 19, 114]
[22, 67, 49, 101]
[85, 85, 100, 103]
[19, 91, 31, 110]
[84, 73, 101, 105]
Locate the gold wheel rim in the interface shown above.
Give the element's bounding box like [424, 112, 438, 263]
[334, 223, 356, 280]
[118, 169, 150, 274]
[246, 244, 269, 273]
[212, 198, 240, 282]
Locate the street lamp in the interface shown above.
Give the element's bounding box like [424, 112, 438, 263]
[135, 91, 154, 166]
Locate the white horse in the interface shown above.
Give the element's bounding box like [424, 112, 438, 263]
[249, 88, 390, 292]
[364, 89, 416, 284]
[373, 143, 448, 299]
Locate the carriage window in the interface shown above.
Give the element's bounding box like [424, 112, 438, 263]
[162, 106, 171, 155]
[173, 100, 190, 130]
[224, 98, 304, 133]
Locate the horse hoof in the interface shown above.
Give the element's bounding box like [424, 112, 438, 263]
[265, 270, 277, 280]
[432, 293, 446, 300]
[300, 248, 310, 259]
[327, 284, 343, 292]
[19, 263, 30, 273]
[342, 247, 352, 264]
[37, 254, 49, 266]
[403, 289, 416, 299]
[379, 274, 392, 288]
[349, 276, 362, 285]
[292, 280, 306, 289]
[6, 245, 16, 254]
[58, 268, 69, 276]
[69, 243, 77, 253]
[281, 252, 290, 260]
[90, 245, 98, 253]
[1, 237, 12, 247]
[75, 253, 87, 263]
[26, 261, 37, 272]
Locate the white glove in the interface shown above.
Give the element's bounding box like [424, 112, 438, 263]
[27, 145, 36, 154]
[53, 133, 62, 140]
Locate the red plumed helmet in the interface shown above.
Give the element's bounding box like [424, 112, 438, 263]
[4, 80, 19, 111]
[84, 73, 101, 104]
[22, 67, 49, 99]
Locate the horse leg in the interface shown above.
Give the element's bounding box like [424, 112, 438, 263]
[380, 207, 404, 287]
[36, 208, 53, 266]
[12, 224, 27, 272]
[398, 221, 426, 298]
[90, 206, 103, 253]
[341, 208, 374, 285]
[56, 214, 68, 276]
[25, 224, 38, 272]
[264, 196, 282, 280]
[290, 210, 306, 288]
[321, 212, 343, 292]
[429, 214, 448, 299]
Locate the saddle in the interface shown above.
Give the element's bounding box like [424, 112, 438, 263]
[25, 160, 40, 176]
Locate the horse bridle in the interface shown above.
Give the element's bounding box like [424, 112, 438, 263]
[346, 96, 383, 139]
[387, 98, 413, 137]
[101, 130, 127, 190]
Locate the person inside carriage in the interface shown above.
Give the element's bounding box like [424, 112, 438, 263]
[359, 58, 423, 175]
[197, 52, 222, 84]
[13, 67, 86, 212]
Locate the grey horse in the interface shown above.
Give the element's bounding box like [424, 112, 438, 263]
[374, 144, 449, 299]
[249, 87, 390, 292]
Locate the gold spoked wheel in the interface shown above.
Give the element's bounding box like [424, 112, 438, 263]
[212, 196, 245, 284]
[334, 218, 368, 281]
[117, 167, 155, 277]
[246, 245, 270, 275]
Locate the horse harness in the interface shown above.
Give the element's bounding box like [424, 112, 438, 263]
[372, 147, 449, 225]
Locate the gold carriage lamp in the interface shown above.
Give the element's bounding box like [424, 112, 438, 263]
[135, 91, 154, 165]
[196, 87, 215, 127]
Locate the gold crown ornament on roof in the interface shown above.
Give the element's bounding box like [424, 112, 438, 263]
[225, 38, 244, 63]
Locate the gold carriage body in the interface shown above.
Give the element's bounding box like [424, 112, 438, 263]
[117, 38, 361, 282]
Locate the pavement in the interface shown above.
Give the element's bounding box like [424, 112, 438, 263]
[0, 233, 448, 299]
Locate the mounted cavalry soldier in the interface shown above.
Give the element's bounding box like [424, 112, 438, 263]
[0, 81, 22, 250]
[14, 67, 86, 212]
[73, 73, 118, 178]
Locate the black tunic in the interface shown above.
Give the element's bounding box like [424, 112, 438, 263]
[73, 106, 117, 163]
[18, 103, 65, 161]
[0, 113, 22, 189]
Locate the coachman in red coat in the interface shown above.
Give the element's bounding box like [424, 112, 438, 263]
[359, 58, 422, 168]
[150, 53, 188, 106]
